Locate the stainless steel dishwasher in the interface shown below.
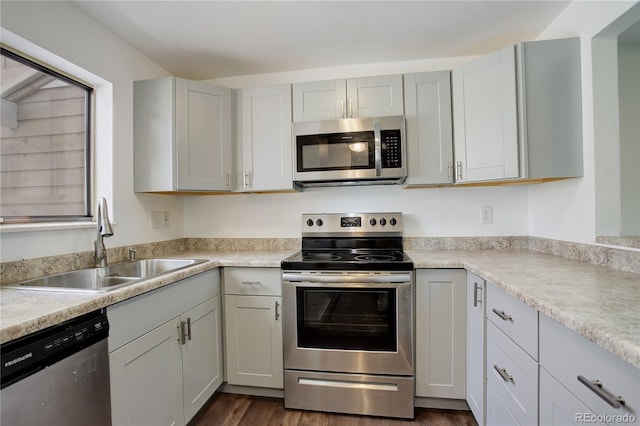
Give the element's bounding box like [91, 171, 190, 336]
[1, 309, 111, 426]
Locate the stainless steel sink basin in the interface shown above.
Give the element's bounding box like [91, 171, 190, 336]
[3, 258, 207, 293]
[103, 258, 206, 279]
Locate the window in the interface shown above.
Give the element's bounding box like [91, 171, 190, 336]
[0, 48, 93, 223]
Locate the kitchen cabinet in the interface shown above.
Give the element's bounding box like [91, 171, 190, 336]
[485, 282, 538, 425]
[466, 272, 486, 426]
[403, 71, 454, 186]
[134, 77, 232, 192]
[452, 37, 582, 184]
[235, 85, 293, 192]
[223, 267, 283, 389]
[539, 314, 640, 425]
[108, 270, 223, 426]
[415, 269, 466, 399]
[292, 75, 403, 122]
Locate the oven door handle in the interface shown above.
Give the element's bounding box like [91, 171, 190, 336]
[282, 273, 412, 284]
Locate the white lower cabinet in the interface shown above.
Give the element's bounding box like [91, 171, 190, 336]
[484, 282, 538, 426]
[415, 269, 466, 399]
[108, 270, 223, 426]
[466, 272, 486, 425]
[223, 267, 283, 389]
[486, 381, 519, 426]
[539, 314, 640, 425]
[539, 368, 604, 426]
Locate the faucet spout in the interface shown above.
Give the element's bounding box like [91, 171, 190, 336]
[94, 197, 113, 267]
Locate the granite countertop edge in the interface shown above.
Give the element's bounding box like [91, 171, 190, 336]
[1, 248, 638, 369]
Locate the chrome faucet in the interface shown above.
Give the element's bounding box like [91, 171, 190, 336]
[94, 197, 114, 267]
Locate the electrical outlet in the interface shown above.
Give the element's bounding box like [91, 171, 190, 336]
[162, 211, 170, 228]
[151, 211, 163, 229]
[481, 206, 493, 224]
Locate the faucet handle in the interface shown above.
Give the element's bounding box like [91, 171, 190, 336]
[129, 248, 137, 261]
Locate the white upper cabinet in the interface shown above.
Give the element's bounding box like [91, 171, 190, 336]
[452, 38, 583, 184]
[235, 85, 293, 192]
[134, 77, 232, 192]
[292, 75, 403, 122]
[403, 71, 454, 186]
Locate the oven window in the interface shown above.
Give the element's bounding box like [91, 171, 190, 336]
[296, 132, 374, 172]
[296, 288, 397, 352]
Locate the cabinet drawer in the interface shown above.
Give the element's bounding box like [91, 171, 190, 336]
[486, 381, 519, 426]
[224, 267, 281, 296]
[540, 368, 604, 426]
[540, 314, 640, 423]
[487, 321, 538, 426]
[486, 282, 538, 359]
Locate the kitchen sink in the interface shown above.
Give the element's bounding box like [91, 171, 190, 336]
[104, 258, 206, 279]
[3, 258, 207, 293]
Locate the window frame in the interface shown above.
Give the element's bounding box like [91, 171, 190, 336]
[0, 47, 94, 223]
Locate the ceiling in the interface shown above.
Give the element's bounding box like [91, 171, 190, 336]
[72, 1, 572, 80]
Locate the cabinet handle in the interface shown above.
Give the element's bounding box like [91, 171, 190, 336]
[447, 163, 453, 180]
[186, 317, 192, 341]
[492, 308, 512, 322]
[577, 375, 625, 409]
[341, 98, 346, 118]
[242, 171, 247, 189]
[348, 97, 353, 118]
[494, 365, 514, 383]
[241, 280, 261, 285]
[456, 161, 463, 181]
[179, 321, 187, 345]
[227, 172, 231, 190]
[473, 282, 482, 307]
[275, 301, 280, 321]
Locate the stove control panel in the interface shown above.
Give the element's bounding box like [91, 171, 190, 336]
[302, 212, 403, 235]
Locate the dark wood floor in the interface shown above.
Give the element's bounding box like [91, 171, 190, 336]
[189, 393, 478, 426]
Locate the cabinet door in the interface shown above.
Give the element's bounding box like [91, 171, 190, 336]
[110, 318, 184, 426]
[540, 368, 605, 426]
[176, 79, 231, 190]
[346, 75, 404, 118]
[466, 273, 486, 426]
[239, 85, 293, 191]
[452, 46, 519, 183]
[404, 71, 453, 185]
[415, 269, 466, 399]
[224, 295, 283, 388]
[292, 79, 346, 122]
[181, 296, 223, 423]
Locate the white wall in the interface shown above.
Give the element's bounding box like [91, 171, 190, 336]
[528, 1, 637, 245]
[0, 1, 183, 262]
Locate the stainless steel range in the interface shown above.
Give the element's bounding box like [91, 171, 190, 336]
[281, 212, 414, 419]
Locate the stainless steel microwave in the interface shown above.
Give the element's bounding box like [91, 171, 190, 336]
[292, 116, 407, 189]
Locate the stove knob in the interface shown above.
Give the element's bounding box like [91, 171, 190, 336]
[370, 218, 377, 226]
[306, 218, 314, 227]
[390, 217, 397, 226]
[380, 218, 387, 226]
[316, 218, 323, 227]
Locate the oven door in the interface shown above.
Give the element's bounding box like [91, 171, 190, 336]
[282, 271, 413, 376]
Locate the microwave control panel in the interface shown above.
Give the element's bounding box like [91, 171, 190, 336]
[381, 129, 402, 168]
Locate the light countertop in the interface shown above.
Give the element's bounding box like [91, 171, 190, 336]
[1, 248, 638, 369]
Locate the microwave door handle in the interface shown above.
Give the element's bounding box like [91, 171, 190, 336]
[374, 122, 382, 176]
